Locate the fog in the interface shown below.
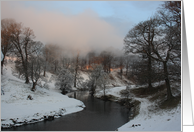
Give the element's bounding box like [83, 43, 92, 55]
[1, 2, 125, 56]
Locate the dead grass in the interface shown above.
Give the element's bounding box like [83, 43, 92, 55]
[159, 95, 181, 109]
[114, 72, 130, 85]
[130, 84, 166, 98]
[148, 85, 181, 110]
[149, 89, 167, 102]
[109, 74, 115, 80]
[123, 74, 137, 84]
[131, 84, 181, 111]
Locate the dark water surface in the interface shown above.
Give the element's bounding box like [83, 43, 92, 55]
[2, 91, 130, 131]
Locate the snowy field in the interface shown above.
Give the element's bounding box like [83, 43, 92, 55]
[1, 63, 85, 128]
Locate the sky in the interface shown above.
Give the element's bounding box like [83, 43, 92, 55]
[1, 1, 163, 56]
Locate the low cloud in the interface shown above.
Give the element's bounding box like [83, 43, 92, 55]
[1, 2, 124, 56]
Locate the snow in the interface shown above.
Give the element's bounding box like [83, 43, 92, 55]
[81, 72, 89, 81]
[1, 63, 85, 128]
[109, 69, 134, 86]
[95, 83, 181, 131]
[95, 86, 126, 98]
[1, 62, 181, 131]
[118, 97, 181, 131]
[118, 105, 181, 131]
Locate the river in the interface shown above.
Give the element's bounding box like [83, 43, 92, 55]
[2, 91, 130, 131]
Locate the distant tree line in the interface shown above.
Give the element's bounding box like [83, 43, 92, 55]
[1, 18, 128, 93]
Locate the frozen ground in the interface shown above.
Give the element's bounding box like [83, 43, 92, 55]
[1, 63, 85, 128]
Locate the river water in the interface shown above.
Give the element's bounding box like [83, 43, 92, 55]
[2, 91, 130, 131]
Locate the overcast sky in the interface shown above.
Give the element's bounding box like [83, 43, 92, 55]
[1, 1, 163, 56]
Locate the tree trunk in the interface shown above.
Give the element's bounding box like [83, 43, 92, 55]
[74, 53, 79, 87]
[55, 61, 57, 72]
[91, 83, 95, 95]
[43, 64, 46, 77]
[1, 57, 5, 75]
[148, 56, 152, 88]
[25, 76, 29, 84]
[147, 29, 153, 89]
[108, 63, 111, 73]
[163, 61, 173, 100]
[24, 63, 29, 84]
[25, 44, 29, 84]
[31, 82, 36, 92]
[74, 65, 77, 87]
[43, 69, 46, 77]
[103, 85, 106, 97]
[24, 62, 29, 84]
[74, 75, 76, 87]
[126, 65, 128, 76]
[120, 67, 123, 79]
[92, 79, 97, 95]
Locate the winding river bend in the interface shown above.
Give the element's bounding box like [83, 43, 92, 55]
[2, 91, 130, 131]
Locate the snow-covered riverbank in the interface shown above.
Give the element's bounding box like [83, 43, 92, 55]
[1, 63, 85, 128]
[95, 84, 181, 131]
[1, 62, 181, 131]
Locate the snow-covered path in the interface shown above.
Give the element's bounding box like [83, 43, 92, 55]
[95, 84, 181, 131]
[118, 98, 181, 131]
[119, 92, 181, 131]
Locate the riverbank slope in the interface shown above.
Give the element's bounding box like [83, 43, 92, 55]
[1, 63, 85, 128]
[95, 83, 181, 131]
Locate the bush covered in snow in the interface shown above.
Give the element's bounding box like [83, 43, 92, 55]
[86, 64, 110, 95]
[55, 68, 74, 94]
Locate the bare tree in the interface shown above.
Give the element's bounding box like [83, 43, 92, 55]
[124, 9, 180, 100]
[142, 1, 181, 100]
[1, 19, 16, 74]
[70, 52, 83, 88]
[158, 1, 181, 77]
[43, 44, 61, 73]
[118, 56, 124, 79]
[79, 56, 87, 70]
[98, 71, 110, 97]
[29, 55, 44, 92]
[100, 50, 114, 73]
[86, 50, 97, 67]
[60, 56, 71, 69]
[8, 21, 39, 83]
[123, 17, 160, 89]
[87, 64, 104, 94]
[158, 1, 181, 33]
[42, 45, 50, 76]
[74, 52, 79, 87]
